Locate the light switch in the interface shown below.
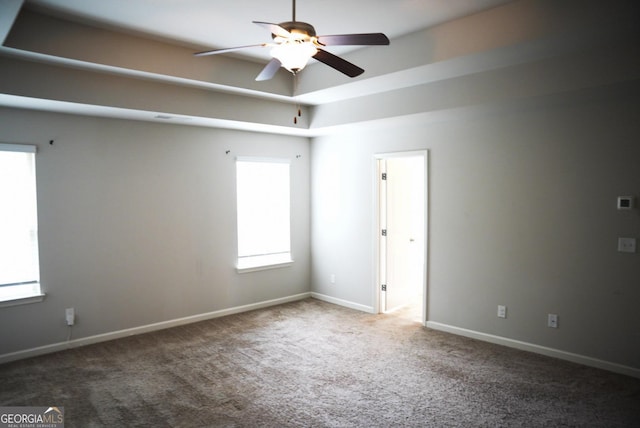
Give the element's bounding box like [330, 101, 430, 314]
[617, 237, 636, 253]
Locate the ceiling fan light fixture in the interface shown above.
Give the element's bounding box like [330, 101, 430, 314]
[270, 41, 318, 73]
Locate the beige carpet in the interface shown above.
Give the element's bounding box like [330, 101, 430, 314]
[1, 298, 639, 427]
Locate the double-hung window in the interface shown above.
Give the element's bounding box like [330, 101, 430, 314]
[235, 157, 292, 272]
[0, 143, 43, 305]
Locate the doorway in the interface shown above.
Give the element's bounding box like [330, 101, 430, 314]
[375, 151, 427, 324]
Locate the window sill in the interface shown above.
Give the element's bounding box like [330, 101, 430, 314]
[0, 283, 46, 308]
[0, 292, 46, 308]
[236, 260, 294, 274]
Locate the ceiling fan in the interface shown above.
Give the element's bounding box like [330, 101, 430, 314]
[194, 0, 390, 81]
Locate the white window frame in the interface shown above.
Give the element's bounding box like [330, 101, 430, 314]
[0, 143, 45, 307]
[235, 157, 293, 273]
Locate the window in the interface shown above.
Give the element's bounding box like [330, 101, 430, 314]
[0, 143, 43, 305]
[236, 157, 292, 272]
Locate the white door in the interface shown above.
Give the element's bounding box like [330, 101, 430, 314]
[378, 155, 425, 318]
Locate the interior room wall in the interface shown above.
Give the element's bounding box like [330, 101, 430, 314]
[310, 83, 640, 370]
[0, 108, 311, 357]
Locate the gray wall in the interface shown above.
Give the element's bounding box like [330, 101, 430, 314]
[310, 84, 640, 369]
[1, 83, 638, 372]
[0, 108, 310, 355]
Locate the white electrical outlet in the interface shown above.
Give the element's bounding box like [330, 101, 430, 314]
[547, 313, 558, 328]
[330, 274, 336, 284]
[497, 305, 507, 318]
[65, 308, 75, 326]
[617, 237, 636, 253]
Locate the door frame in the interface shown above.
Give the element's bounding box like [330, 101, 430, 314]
[373, 150, 429, 325]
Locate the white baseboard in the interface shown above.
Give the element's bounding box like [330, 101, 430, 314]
[426, 321, 640, 379]
[0, 292, 312, 365]
[310, 292, 374, 313]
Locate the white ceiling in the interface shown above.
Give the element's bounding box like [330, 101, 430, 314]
[5, 0, 634, 136]
[25, 0, 515, 62]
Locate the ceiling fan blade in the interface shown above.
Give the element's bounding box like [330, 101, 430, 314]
[255, 58, 282, 81]
[252, 21, 291, 38]
[312, 49, 364, 78]
[316, 33, 390, 46]
[194, 44, 267, 56]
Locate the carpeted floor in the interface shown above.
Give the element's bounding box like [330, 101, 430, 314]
[1, 298, 639, 427]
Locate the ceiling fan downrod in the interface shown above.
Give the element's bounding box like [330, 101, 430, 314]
[292, 0, 296, 22]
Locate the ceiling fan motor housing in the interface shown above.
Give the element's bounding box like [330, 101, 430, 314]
[276, 21, 317, 40]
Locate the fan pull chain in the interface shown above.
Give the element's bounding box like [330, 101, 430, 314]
[293, 72, 302, 125]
